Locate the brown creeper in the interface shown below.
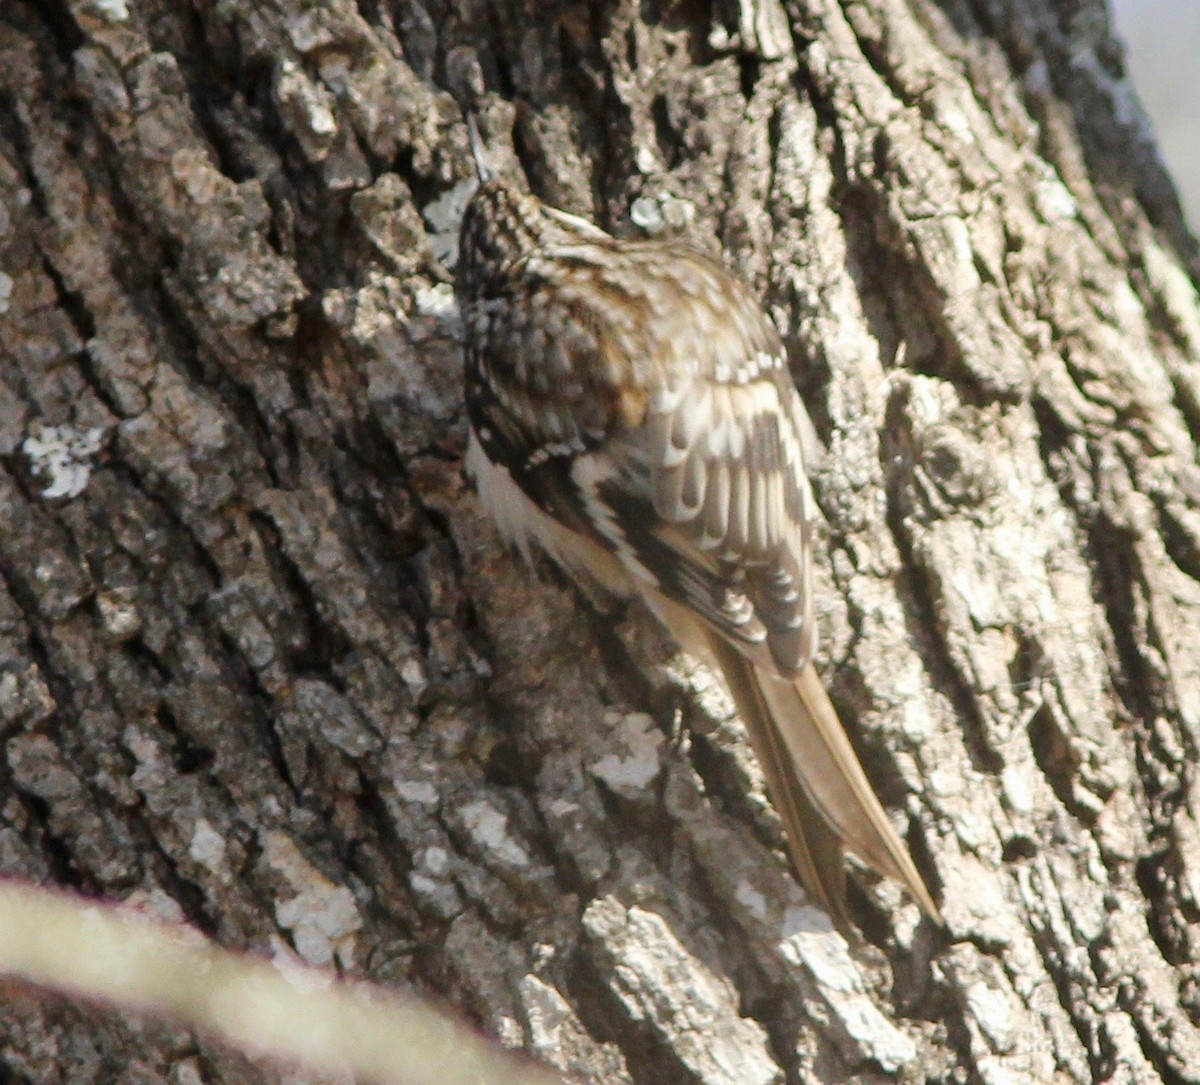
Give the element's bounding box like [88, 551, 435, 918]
[456, 125, 940, 930]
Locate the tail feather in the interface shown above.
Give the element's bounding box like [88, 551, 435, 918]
[708, 635, 941, 927]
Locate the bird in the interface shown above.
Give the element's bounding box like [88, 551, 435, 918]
[455, 118, 940, 931]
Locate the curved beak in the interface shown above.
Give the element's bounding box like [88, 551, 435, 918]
[466, 112, 495, 183]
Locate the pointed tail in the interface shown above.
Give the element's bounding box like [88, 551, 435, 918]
[707, 635, 941, 929]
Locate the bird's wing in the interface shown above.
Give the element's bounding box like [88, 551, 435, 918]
[576, 364, 818, 676]
[573, 364, 940, 926]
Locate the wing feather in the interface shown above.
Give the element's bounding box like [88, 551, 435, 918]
[702, 458, 730, 547]
[591, 366, 817, 677]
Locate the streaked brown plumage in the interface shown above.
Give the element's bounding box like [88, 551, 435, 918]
[456, 144, 940, 931]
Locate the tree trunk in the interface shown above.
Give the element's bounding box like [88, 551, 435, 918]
[2, 0, 1199, 1081]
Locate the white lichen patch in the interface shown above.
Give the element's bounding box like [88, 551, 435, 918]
[23, 425, 105, 499]
[263, 831, 362, 969]
[460, 800, 530, 867]
[1000, 763, 1035, 814]
[589, 712, 663, 797]
[965, 979, 1016, 1052]
[410, 282, 460, 340]
[1036, 172, 1078, 221]
[399, 657, 427, 696]
[495, 1015, 524, 1048]
[408, 846, 461, 916]
[583, 898, 778, 1085]
[629, 192, 697, 235]
[1141, 229, 1200, 351]
[634, 145, 661, 175]
[936, 104, 973, 140]
[408, 873, 439, 896]
[780, 911, 918, 1071]
[734, 879, 768, 920]
[276, 885, 361, 969]
[96, 590, 142, 641]
[408, 869, 461, 918]
[273, 59, 337, 162]
[548, 798, 581, 819]
[520, 973, 595, 1068]
[93, 0, 130, 21]
[0, 272, 13, 314]
[188, 818, 228, 879]
[395, 778, 439, 805]
[420, 846, 449, 876]
[658, 650, 736, 723]
[414, 281, 462, 338]
[414, 281, 457, 320]
[282, 8, 336, 53]
[422, 179, 477, 267]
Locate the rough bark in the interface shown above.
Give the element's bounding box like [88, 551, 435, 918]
[1, 0, 1198, 1082]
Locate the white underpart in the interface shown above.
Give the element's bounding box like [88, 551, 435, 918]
[466, 429, 629, 594]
